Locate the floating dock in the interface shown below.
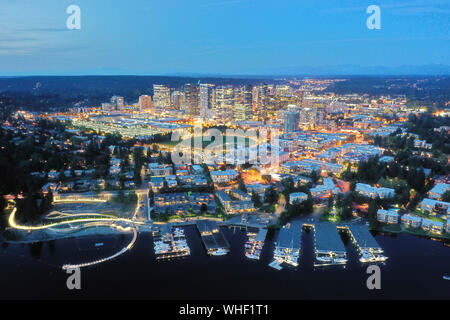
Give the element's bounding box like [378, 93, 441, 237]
[312, 223, 347, 266]
[245, 228, 267, 260]
[153, 225, 190, 260]
[196, 220, 230, 255]
[340, 225, 383, 254]
[337, 225, 388, 263]
[272, 221, 302, 267]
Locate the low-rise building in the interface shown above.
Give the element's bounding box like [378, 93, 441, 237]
[150, 177, 164, 191]
[148, 163, 173, 176]
[310, 178, 339, 199]
[419, 198, 450, 216]
[154, 193, 189, 215]
[210, 169, 239, 184]
[401, 214, 422, 228]
[289, 192, 308, 205]
[428, 183, 450, 200]
[178, 175, 208, 187]
[356, 183, 395, 199]
[188, 193, 216, 214]
[421, 218, 445, 235]
[215, 190, 255, 214]
[377, 208, 399, 224]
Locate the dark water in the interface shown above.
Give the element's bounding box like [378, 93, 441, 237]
[0, 226, 449, 299]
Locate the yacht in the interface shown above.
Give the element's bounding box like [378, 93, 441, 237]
[359, 250, 374, 263]
[269, 260, 283, 270]
[443, 275, 450, 280]
[373, 255, 389, 262]
[211, 248, 228, 256]
[317, 256, 332, 263]
[333, 258, 348, 264]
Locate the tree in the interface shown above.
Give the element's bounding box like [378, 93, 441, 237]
[367, 199, 379, 229]
[264, 186, 278, 205]
[237, 177, 247, 193]
[310, 170, 320, 184]
[442, 190, 450, 203]
[251, 192, 262, 208]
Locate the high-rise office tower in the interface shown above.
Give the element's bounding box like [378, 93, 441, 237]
[139, 95, 153, 112]
[256, 84, 269, 120]
[153, 85, 170, 113]
[111, 96, 125, 110]
[284, 111, 300, 133]
[234, 85, 252, 121]
[299, 107, 316, 129]
[215, 85, 234, 122]
[287, 104, 300, 113]
[199, 84, 215, 119]
[171, 91, 185, 110]
[184, 83, 200, 116]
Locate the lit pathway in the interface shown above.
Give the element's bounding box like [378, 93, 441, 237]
[62, 226, 138, 270]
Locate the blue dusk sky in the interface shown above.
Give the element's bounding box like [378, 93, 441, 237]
[0, 0, 448, 75]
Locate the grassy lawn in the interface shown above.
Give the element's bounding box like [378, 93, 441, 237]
[261, 204, 276, 213]
[320, 214, 341, 223]
[380, 224, 402, 233]
[412, 208, 446, 223]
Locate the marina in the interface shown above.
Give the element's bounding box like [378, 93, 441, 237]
[196, 220, 230, 256]
[152, 225, 190, 260]
[339, 225, 388, 263]
[245, 228, 267, 260]
[312, 223, 347, 267]
[271, 221, 302, 268]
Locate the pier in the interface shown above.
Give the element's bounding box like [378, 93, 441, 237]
[272, 221, 302, 268]
[312, 223, 347, 266]
[338, 225, 387, 263]
[196, 220, 230, 255]
[152, 225, 191, 260]
[340, 225, 383, 253]
[245, 228, 267, 260]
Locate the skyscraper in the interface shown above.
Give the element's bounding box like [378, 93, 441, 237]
[139, 95, 153, 112]
[184, 83, 199, 116]
[256, 84, 269, 120]
[111, 96, 125, 111]
[284, 111, 300, 133]
[199, 83, 215, 119]
[215, 85, 234, 123]
[234, 85, 252, 121]
[171, 91, 185, 110]
[153, 85, 170, 113]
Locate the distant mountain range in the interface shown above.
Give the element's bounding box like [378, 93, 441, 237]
[165, 64, 450, 78]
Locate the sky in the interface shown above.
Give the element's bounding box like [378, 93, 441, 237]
[0, 0, 448, 75]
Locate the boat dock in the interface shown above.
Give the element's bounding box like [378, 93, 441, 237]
[152, 225, 191, 260]
[340, 225, 383, 254]
[338, 225, 388, 263]
[196, 220, 230, 256]
[312, 223, 347, 266]
[245, 228, 267, 260]
[272, 221, 302, 267]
